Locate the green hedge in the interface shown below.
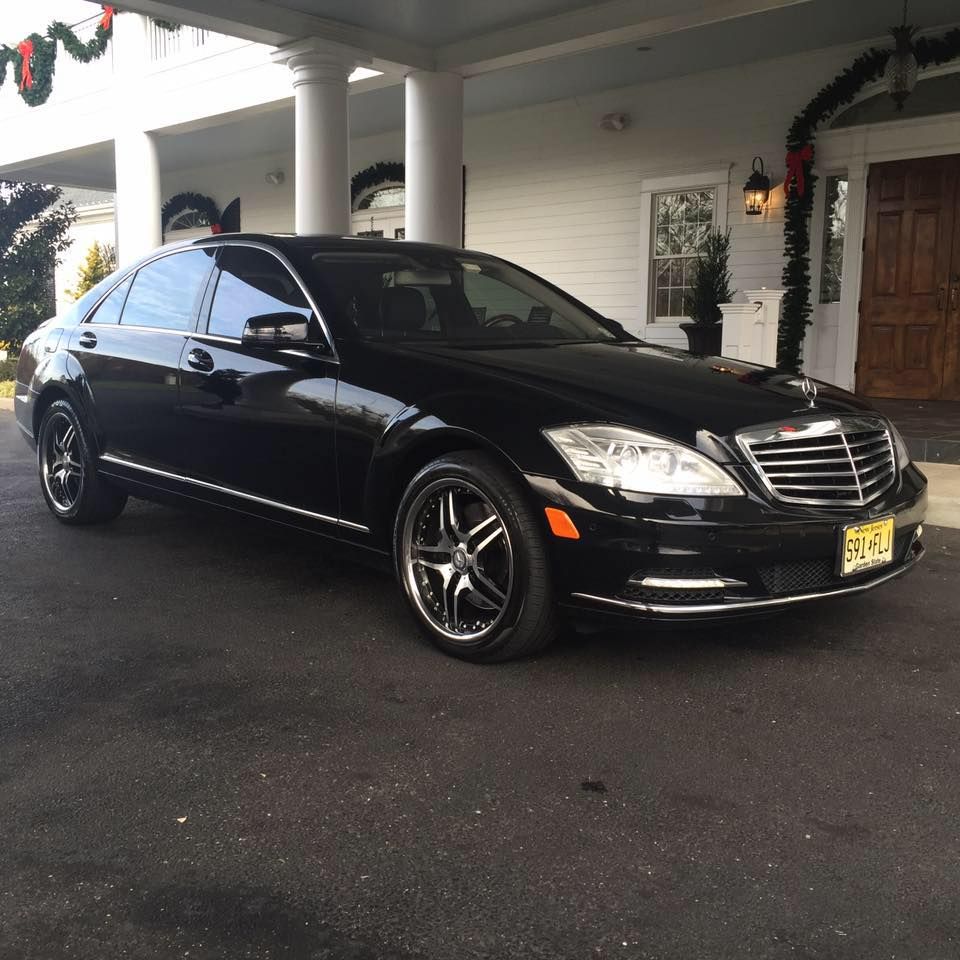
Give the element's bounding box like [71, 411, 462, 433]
[0, 357, 18, 382]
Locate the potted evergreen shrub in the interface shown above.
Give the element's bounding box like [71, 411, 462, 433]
[680, 228, 733, 355]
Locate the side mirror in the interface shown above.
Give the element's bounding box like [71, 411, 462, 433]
[241, 312, 309, 347]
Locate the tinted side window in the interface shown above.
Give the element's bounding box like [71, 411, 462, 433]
[208, 247, 313, 339]
[121, 250, 214, 331]
[87, 275, 133, 325]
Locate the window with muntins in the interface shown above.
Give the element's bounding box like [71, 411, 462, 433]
[651, 189, 715, 320]
[120, 250, 214, 330]
[208, 247, 313, 340]
[819, 175, 848, 303]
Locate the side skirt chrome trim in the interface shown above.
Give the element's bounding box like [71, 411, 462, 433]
[99, 454, 370, 533]
[573, 548, 922, 615]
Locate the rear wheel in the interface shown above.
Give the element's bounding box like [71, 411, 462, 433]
[38, 400, 127, 525]
[394, 451, 555, 662]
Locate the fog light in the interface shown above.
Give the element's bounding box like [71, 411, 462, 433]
[916, 524, 923, 540]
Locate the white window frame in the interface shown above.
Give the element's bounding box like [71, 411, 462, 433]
[637, 168, 730, 336]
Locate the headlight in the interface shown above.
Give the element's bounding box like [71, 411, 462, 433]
[543, 424, 744, 497]
[889, 422, 911, 469]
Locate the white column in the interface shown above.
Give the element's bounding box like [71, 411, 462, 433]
[744, 288, 786, 367]
[272, 41, 368, 235]
[405, 71, 464, 247]
[111, 11, 160, 265]
[114, 130, 161, 265]
[719, 302, 762, 362]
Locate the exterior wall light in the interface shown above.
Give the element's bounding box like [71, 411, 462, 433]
[884, 2, 918, 110]
[743, 156, 771, 216]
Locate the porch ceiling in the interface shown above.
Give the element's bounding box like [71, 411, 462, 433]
[88, 0, 960, 82]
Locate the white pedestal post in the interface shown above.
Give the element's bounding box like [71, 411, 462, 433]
[272, 40, 369, 236]
[719, 303, 762, 362]
[405, 71, 464, 247]
[744, 288, 786, 368]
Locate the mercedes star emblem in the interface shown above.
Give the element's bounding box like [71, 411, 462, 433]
[800, 376, 818, 407]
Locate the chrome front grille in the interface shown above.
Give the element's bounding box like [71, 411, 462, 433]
[737, 416, 896, 506]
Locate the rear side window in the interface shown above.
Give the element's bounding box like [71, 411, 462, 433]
[207, 246, 313, 339]
[87, 275, 133, 325]
[121, 249, 214, 331]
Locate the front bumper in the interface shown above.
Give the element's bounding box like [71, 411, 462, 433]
[526, 461, 928, 621]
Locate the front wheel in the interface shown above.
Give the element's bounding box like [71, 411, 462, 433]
[37, 399, 127, 525]
[394, 451, 555, 662]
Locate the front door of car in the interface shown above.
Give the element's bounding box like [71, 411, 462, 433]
[176, 244, 340, 521]
[70, 247, 217, 471]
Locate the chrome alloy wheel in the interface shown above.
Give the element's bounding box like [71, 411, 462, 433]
[40, 412, 84, 513]
[402, 479, 515, 642]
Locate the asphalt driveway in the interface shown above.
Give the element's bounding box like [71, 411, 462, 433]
[2, 409, 959, 960]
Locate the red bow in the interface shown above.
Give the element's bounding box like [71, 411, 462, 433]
[17, 39, 33, 91]
[784, 144, 814, 198]
[100, 5, 115, 31]
[210, 223, 223, 235]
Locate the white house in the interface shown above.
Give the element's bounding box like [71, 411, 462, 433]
[2, 0, 960, 400]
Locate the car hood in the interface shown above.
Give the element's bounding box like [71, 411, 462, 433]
[394, 339, 877, 445]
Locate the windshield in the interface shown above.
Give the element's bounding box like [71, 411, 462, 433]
[298, 248, 623, 344]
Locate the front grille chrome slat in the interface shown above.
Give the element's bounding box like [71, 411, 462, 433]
[738, 416, 896, 506]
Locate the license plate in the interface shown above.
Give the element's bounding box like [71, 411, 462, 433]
[840, 517, 895, 577]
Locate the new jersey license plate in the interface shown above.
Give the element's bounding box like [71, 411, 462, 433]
[840, 517, 895, 577]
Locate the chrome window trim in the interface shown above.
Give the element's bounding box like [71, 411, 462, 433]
[736, 415, 897, 507]
[208, 240, 339, 362]
[573, 544, 921, 615]
[99, 454, 369, 533]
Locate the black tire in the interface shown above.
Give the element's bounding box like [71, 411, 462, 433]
[393, 450, 556, 662]
[37, 399, 127, 525]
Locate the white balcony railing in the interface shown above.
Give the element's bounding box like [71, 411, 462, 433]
[148, 20, 215, 61]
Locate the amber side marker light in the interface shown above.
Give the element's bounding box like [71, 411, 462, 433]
[545, 507, 580, 540]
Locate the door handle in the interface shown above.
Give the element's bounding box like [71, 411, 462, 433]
[951, 275, 960, 311]
[186, 347, 215, 372]
[77, 331, 97, 349]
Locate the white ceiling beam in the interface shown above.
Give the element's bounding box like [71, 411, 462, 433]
[83, 0, 433, 74]
[436, 0, 813, 76]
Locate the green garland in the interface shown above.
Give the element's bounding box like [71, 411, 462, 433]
[780, 26, 960, 372]
[351, 161, 405, 208]
[0, 11, 113, 108]
[161, 192, 222, 232]
[152, 20, 183, 34]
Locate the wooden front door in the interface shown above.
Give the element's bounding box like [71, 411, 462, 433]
[857, 154, 960, 400]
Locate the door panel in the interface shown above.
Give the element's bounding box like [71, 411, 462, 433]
[175, 244, 340, 521]
[70, 249, 216, 469]
[857, 155, 959, 400]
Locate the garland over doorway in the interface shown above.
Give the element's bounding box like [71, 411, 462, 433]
[779, 25, 960, 372]
[351, 161, 405, 209]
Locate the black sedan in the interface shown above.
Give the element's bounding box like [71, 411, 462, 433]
[13, 235, 927, 661]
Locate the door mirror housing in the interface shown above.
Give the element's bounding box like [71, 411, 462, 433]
[241, 312, 310, 347]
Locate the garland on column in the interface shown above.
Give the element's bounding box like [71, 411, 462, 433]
[779, 26, 960, 372]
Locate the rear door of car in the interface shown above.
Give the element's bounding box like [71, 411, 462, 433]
[70, 247, 217, 471]
[176, 243, 340, 524]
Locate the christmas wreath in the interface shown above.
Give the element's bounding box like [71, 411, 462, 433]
[351, 161, 405, 209]
[779, 26, 960, 372]
[162, 192, 223, 233]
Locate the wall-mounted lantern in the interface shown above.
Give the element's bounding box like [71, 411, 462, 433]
[743, 156, 771, 216]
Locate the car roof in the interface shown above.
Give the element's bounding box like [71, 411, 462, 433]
[168, 232, 490, 261]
